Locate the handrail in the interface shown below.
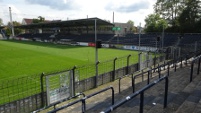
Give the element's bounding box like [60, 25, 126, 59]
[100, 75, 169, 113]
[48, 86, 114, 113]
[118, 75, 131, 93]
[190, 55, 201, 82]
[32, 92, 85, 113]
[132, 69, 151, 93]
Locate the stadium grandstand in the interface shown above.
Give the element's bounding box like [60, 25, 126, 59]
[15, 17, 201, 55]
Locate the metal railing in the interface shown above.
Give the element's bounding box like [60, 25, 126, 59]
[190, 55, 201, 82]
[48, 86, 114, 113]
[100, 75, 169, 113]
[32, 92, 85, 113]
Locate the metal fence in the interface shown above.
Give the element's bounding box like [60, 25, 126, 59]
[0, 74, 43, 113]
[0, 53, 166, 113]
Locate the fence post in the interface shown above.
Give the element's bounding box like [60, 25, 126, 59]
[147, 51, 150, 67]
[197, 58, 200, 75]
[40, 72, 45, 107]
[133, 76, 136, 93]
[112, 57, 117, 81]
[190, 61, 194, 82]
[164, 61, 166, 70]
[185, 54, 188, 65]
[131, 74, 135, 93]
[72, 66, 76, 96]
[174, 59, 177, 72]
[126, 55, 131, 75]
[147, 70, 150, 85]
[154, 53, 156, 72]
[164, 77, 169, 108]
[138, 52, 142, 71]
[180, 57, 182, 68]
[119, 77, 122, 94]
[142, 70, 144, 81]
[111, 87, 114, 105]
[140, 91, 144, 113]
[158, 64, 161, 78]
[95, 61, 100, 87]
[168, 63, 170, 76]
[82, 99, 86, 113]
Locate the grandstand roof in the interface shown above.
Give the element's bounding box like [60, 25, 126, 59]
[17, 17, 114, 29]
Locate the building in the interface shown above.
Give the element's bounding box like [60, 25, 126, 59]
[114, 22, 133, 36]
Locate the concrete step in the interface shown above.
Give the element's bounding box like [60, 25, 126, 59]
[147, 67, 201, 113]
[109, 66, 191, 113]
[145, 67, 191, 113]
[176, 80, 201, 113]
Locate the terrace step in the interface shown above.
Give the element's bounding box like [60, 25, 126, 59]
[175, 80, 201, 113]
[109, 64, 195, 113]
[45, 62, 199, 113]
[106, 65, 190, 113]
[147, 66, 201, 113]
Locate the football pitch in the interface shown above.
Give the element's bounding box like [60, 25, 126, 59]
[0, 40, 142, 105]
[0, 40, 139, 81]
[0, 40, 140, 105]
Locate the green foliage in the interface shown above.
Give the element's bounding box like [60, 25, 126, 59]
[144, 14, 168, 32]
[154, 0, 184, 27]
[178, 0, 201, 33]
[148, 0, 201, 33]
[5, 21, 23, 36]
[127, 20, 137, 33]
[32, 16, 45, 23]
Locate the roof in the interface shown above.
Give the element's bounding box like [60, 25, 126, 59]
[17, 18, 114, 29]
[23, 18, 33, 25]
[23, 18, 54, 25]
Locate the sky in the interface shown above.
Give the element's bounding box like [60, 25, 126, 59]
[0, 0, 157, 27]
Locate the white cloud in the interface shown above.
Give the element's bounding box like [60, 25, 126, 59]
[0, 0, 157, 26]
[105, 1, 150, 13]
[25, 0, 79, 10]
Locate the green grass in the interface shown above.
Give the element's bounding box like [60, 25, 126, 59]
[0, 40, 139, 105]
[0, 40, 139, 80]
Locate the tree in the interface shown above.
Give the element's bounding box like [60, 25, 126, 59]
[127, 20, 136, 33]
[154, 0, 185, 27]
[144, 14, 168, 32]
[33, 16, 45, 23]
[5, 21, 23, 36]
[178, 0, 201, 32]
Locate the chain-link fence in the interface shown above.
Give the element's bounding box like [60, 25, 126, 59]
[0, 52, 167, 113]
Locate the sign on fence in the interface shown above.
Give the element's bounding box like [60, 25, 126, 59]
[139, 52, 153, 70]
[46, 71, 73, 105]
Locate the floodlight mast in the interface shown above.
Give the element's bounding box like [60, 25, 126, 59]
[9, 7, 15, 38]
[138, 23, 141, 52]
[162, 24, 164, 49]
